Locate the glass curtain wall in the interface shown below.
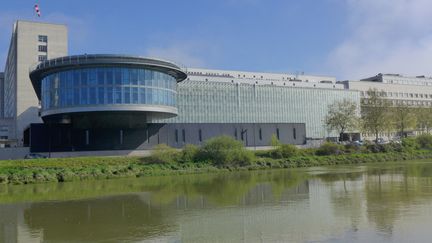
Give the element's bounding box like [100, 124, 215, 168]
[163, 81, 360, 139]
[41, 67, 177, 110]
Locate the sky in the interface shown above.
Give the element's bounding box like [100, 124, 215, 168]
[1, 0, 432, 80]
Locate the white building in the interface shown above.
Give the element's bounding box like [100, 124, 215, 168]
[1, 20, 68, 146]
[341, 73, 432, 107]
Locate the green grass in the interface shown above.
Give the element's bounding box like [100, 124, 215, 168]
[2, 149, 432, 185]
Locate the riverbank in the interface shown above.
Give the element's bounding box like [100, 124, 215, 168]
[1, 149, 432, 185]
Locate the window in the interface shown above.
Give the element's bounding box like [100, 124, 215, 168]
[119, 130, 123, 145]
[259, 128, 262, 140]
[38, 55, 47, 62]
[0, 126, 8, 132]
[85, 130, 90, 145]
[38, 45, 47, 52]
[199, 129, 202, 142]
[234, 128, 238, 139]
[38, 35, 48, 42]
[182, 129, 186, 143]
[293, 128, 296, 140]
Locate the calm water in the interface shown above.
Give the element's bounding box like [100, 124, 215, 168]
[2, 162, 432, 242]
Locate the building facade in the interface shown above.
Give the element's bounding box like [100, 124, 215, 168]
[342, 73, 432, 107]
[2, 20, 362, 152]
[168, 68, 360, 139]
[1, 21, 67, 146]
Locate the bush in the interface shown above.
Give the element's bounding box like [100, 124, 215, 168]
[199, 136, 254, 166]
[416, 134, 432, 150]
[316, 142, 343, 156]
[270, 134, 281, 147]
[366, 143, 386, 153]
[270, 144, 298, 158]
[402, 137, 419, 152]
[148, 144, 181, 164]
[180, 144, 200, 163]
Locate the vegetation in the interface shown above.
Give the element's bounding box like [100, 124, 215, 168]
[416, 108, 432, 133]
[361, 89, 392, 143]
[3, 134, 432, 185]
[391, 104, 416, 138]
[325, 98, 359, 141]
[198, 136, 255, 166]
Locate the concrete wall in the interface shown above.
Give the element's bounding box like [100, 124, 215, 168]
[3, 21, 68, 146]
[0, 147, 29, 160]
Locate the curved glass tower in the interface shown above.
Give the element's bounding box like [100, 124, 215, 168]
[29, 55, 187, 127]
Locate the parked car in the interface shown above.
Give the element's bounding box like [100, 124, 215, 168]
[377, 138, 389, 144]
[351, 140, 363, 146]
[24, 153, 47, 159]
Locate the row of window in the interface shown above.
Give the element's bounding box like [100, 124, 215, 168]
[38, 45, 47, 52]
[40, 67, 178, 109]
[388, 79, 432, 86]
[42, 86, 177, 109]
[362, 98, 432, 107]
[361, 91, 432, 99]
[42, 68, 177, 90]
[173, 128, 298, 143]
[38, 35, 48, 43]
[38, 55, 47, 62]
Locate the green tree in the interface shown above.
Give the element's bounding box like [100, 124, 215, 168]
[270, 134, 281, 148]
[361, 89, 392, 143]
[416, 107, 432, 133]
[325, 98, 359, 141]
[391, 104, 416, 138]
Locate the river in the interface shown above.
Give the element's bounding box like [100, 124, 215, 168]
[1, 161, 432, 242]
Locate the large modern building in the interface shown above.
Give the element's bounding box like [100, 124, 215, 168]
[1, 20, 67, 146]
[1, 20, 361, 152]
[342, 74, 432, 107]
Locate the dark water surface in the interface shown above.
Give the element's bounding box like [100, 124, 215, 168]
[2, 161, 432, 242]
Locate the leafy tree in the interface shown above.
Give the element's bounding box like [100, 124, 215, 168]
[325, 98, 359, 141]
[416, 107, 432, 133]
[361, 89, 392, 143]
[391, 104, 416, 138]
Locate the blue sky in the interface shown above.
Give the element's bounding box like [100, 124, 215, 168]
[1, 0, 432, 79]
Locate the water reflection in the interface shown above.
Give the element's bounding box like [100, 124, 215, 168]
[1, 162, 432, 242]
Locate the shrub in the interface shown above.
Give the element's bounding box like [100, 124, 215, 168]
[270, 144, 298, 158]
[180, 144, 200, 163]
[148, 144, 181, 164]
[366, 143, 386, 153]
[416, 134, 432, 150]
[270, 134, 281, 147]
[316, 142, 343, 156]
[402, 137, 419, 152]
[199, 136, 254, 166]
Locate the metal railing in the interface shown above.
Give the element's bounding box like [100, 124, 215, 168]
[29, 54, 187, 74]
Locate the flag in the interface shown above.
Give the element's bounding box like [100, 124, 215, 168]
[34, 4, 41, 17]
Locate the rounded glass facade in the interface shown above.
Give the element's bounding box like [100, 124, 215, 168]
[41, 67, 177, 110]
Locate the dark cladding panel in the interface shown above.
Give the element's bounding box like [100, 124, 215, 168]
[30, 123, 306, 152]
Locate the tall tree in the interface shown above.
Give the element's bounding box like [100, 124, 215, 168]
[361, 89, 391, 143]
[416, 107, 432, 133]
[325, 98, 359, 141]
[391, 104, 416, 138]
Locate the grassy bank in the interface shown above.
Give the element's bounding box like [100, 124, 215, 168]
[2, 135, 432, 185]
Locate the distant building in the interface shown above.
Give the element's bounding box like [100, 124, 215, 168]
[341, 73, 432, 107]
[1, 20, 68, 146]
[0, 72, 3, 118]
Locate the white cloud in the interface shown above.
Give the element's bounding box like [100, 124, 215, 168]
[328, 0, 432, 80]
